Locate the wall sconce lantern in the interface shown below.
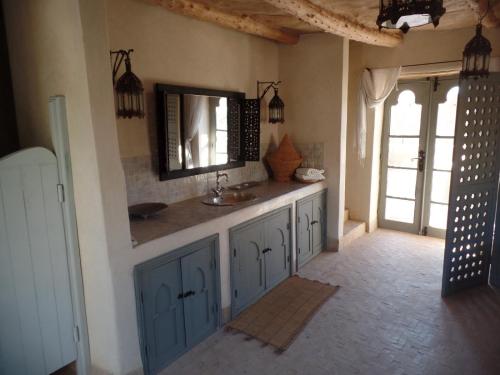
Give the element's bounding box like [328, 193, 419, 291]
[258, 81, 284, 124]
[460, 8, 492, 79]
[110, 49, 145, 119]
[376, 0, 446, 33]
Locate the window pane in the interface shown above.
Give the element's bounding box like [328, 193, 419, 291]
[216, 131, 227, 154]
[385, 198, 415, 223]
[436, 86, 459, 137]
[386, 168, 417, 199]
[215, 153, 228, 165]
[216, 98, 228, 130]
[389, 90, 422, 136]
[429, 203, 448, 229]
[433, 138, 454, 170]
[388, 137, 419, 168]
[431, 171, 451, 204]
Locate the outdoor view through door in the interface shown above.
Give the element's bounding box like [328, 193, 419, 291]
[379, 78, 459, 238]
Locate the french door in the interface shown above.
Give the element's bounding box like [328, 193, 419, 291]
[379, 77, 459, 238]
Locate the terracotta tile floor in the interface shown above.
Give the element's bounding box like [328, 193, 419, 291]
[160, 229, 500, 375]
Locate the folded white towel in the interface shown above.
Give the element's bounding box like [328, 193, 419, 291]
[295, 168, 325, 177]
[295, 173, 325, 181]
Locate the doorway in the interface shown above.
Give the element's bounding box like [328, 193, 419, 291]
[379, 77, 459, 238]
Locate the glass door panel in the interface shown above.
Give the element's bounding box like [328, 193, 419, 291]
[379, 78, 458, 237]
[423, 81, 459, 237]
[379, 82, 430, 234]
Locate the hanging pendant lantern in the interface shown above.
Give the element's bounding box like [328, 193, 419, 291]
[268, 88, 285, 124]
[110, 49, 145, 119]
[461, 23, 492, 79]
[257, 81, 285, 124]
[376, 0, 446, 34]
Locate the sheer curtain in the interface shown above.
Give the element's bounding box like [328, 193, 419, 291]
[357, 67, 401, 160]
[184, 95, 203, 168]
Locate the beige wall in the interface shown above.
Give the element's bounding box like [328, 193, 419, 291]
[107, 0, 281, 159]
[346, 27, 500, 231]
[3, 0, 131, 373]
[279, 34, 349, 243]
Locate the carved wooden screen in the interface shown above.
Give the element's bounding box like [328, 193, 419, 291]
[242, 99, 260, 161]
[442, 73, 500, 297]
[227, 98, 241, 162]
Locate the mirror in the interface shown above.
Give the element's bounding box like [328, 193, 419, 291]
[157, 84, 245, 180]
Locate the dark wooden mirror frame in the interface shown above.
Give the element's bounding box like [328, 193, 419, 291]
[156, 84, 246, 181]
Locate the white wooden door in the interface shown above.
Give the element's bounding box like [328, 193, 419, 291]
[379, 81, 431, 234]
[379, 78, 458, 238]
[0, 147, 76, 374]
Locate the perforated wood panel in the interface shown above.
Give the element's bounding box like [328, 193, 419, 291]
[442, 74, 500, 296]
[242, 99, 260, 161]
[227, 98, 241, 162]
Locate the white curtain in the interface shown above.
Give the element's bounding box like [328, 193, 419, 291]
[184, 95, 203, 168]
[357, 67, 401, 160]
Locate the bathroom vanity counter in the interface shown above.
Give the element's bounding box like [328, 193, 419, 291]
[130, 180, 327, 246]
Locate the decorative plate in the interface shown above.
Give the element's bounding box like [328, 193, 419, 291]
[128, 202, 167, 219]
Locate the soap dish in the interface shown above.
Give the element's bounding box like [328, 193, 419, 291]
[128, 202, 167, 219]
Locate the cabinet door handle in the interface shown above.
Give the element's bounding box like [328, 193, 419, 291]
[311, 220, 319, 225]
[178, 290, 196, 299]
[262, 248, 272, 254]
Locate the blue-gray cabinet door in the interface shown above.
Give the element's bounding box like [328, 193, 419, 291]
[297, 199, 313, 267]
[312, 192, 326, 255]
[181, 246, 217, 348]
[141, 259, 186, 374]
[232, 221, 265, 316]
[264, 209, 291, 289]
[0, 148, 76, 375]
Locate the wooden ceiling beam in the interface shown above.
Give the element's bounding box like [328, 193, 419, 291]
[263, 0, 402, 47]
[141, 0, 299, 44]
[467, 0, 500, 28]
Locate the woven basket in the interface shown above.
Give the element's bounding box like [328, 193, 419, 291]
[266, 134, 303, 182]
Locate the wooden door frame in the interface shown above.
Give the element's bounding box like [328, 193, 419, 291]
[49, 96, 91, 375]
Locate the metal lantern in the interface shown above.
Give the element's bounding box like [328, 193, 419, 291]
[376, 0, 446, 34]
[461, 23, 492, 79]
[268, 88, 284, 124]
[110, 49, 145, 119]
[257, 81, 285, 124]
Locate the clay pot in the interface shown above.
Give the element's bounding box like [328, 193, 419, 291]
[266, 134, 303, 182]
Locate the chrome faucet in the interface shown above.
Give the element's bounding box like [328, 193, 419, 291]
[212, 171, 229, 198]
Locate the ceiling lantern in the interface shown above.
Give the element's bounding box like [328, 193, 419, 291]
[376, 0, 446, 34]
[460, 6, 493, 79]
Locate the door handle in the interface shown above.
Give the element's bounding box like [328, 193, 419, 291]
[411, 150, 426, 172]
[178, 290, 196, 299]
[311, 220, 319, 225]
[262, 248, 272, 254]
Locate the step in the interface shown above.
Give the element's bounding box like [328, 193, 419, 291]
[340, 220, 366, 249]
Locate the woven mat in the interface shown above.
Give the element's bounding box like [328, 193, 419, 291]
[226, 275, 339, 352]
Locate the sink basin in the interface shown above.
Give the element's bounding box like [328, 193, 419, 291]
[202, 192, 258, 206]
[228, 181, 260, 191]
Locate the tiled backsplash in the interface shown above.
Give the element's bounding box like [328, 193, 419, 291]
[122, 142, 324, 206]
[295, 143, 324, 169]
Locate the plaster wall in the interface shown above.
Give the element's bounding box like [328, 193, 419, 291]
[107, 0, 281, 159]
[279, 34, 349, 244]
[2, 0, 131, 373]
[346, 27, 500, 232]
